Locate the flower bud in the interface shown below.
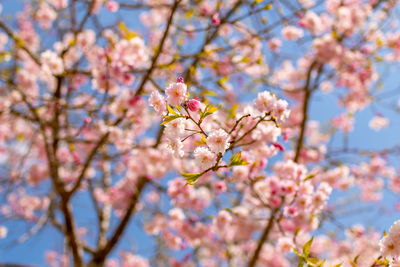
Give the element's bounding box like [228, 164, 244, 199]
[212, 13, 220, 25]
[187, 99, 201, 112]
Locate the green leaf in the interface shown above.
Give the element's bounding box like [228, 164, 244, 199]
[233, 157, 242, 165]
[241, 56, 251, 63]
[207, 105, 219, 113]
[181, 173, 202, 185]
[203, 90, 217, 96]
[161, 114, 182, 125]
[304, 173, 317, 181]
[297, 257, 305, 267]
[263, 3, 272, 9]
[349, 259, 357, 267]
[227, 104, 238, 119]
[218, 76, 229, 84]
[293, 247, 303, 257]
[194, 135, 207, 146]
[294, 227, 301, 237]
[253, 175, 264, 181]
[374, 258, 389, 266]
[228, 151, 249, 167]
[185, 9, 194, 19]
[353, 255, 359, 264]
[302, 237, 314, 258]
[167, 104, 177, 115]
[119, 21, 137, 40]
[307, 257, 320, 265]
[200, 104, 219, 120]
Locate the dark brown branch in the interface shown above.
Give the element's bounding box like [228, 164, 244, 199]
[247, 208, 278, 267]
[59, 199, 83, 267]
[88, 176, 147, 266]
[134, 0, 181, 96]
[294, 60, 318, 162]
[68, 132, 110, 196]
[0, 20, 41, 66]
[183, 0, 243, 84]
[247, 61, 319, 267]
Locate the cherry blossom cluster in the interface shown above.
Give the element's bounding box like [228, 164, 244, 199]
[149, 79, 290, 181]
[380, 220, 400, 265]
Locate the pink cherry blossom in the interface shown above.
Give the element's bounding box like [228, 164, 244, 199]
[253, 91, 278, 113]
[332, 113, 354, 133]
[282, 25, 304, 40]
[41, 50, 64, 75]
[369, 115, 389, 131]
[165, 82, 187, 106]
[194, 147, 216, 170]
[380, 220, 400, 260]
[105, 1, 119, 12]
[0, 225, 7, 238]
[206, 129, 230, 154]
[149, 91, 166, 115]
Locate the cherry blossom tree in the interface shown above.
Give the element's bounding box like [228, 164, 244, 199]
[0, 0, 400, 266]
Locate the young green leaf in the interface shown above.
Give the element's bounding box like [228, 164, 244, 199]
[200, 104, 220, 120]
[304, 173, 317, 181]
[292, 247, 303, 258]
[218, 76, 229, 84]
[307, 258, 320, 265]
[302, 237, 314, 258]
[167, 104, 177, 115]
[161, 114, 182, 125]
[228, 151, 249, 167]
[194, 135, 207, 145]
[180, 173, 202, 185]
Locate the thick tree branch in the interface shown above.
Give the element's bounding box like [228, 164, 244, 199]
[247, 60, 319, 267]
[0, 20, 41, 66]
[88, 176, 147, 266]
[134, 0, 181, 96]
[294, 60, 318, 162]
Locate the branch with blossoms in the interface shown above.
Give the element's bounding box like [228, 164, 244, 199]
[151, 79, 289, 185]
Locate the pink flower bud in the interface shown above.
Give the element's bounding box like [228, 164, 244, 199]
[105, 0, 119, 12]
[298, 19, 306, 28]
[72, 152, 82, 165]
[187, 99, 201, 112]
[213, 181, 227, 194]
[84, 117, 91, 125]
[269, 196, 282, 208]
[128, 96, 141, 106]
[212, 13, 220, 25]
[176, 77, 184, 83]
[201, 5, 211, 16]
[273, 142, 285, 151]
